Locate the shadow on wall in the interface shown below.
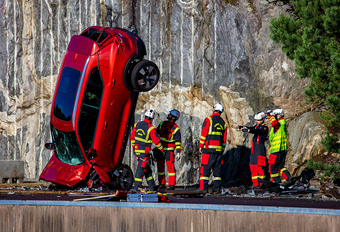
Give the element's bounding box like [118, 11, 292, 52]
[221, 145, 253, 187]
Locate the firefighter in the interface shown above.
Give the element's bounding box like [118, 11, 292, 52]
[238, 112, 268, 188]
[156, 109, 182, 190]
[130, 109, 164, 191]
[267, 108, 292, 183]
[199, 103, 227, 193]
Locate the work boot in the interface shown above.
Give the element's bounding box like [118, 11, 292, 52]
[130, 189, 138, 194]
[248, 185, 259, 190]
[194, 188, 207, 194]
[158, 184, 166, 190]
[259, 184, 266, 190]
[167, 185, 175, 190]
[133, 183, 140, 192]
[198, 188, 208, 193]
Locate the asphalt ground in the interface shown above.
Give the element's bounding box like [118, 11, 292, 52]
[1, 189, 340, 210]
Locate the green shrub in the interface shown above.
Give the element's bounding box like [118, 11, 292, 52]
[307, 159, 340, 181]
[269, 0, 340, 152]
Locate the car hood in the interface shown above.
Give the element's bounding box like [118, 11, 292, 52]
[39, 153, 91, 187]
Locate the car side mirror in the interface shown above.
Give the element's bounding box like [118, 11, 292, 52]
[45, 143, 55, 150]
[87, 148, 98, 160]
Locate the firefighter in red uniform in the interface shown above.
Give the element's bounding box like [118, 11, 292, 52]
[199, 103, 227, 193]
[238, 112, 268, 188]
[156, 109, 181, 190]
[130, 109, 164, 191]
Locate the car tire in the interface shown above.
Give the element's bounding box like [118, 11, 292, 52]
[109, 164, 134, 191]
[131, 60, 159, 92]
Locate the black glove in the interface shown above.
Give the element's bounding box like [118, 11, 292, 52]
[238, 125, 243, 129]
[241, 128, 250, 133]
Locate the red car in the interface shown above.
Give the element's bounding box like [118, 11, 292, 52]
[39, 26, 159, 190]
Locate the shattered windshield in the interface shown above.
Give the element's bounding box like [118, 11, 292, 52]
[51, 124, 85, 165]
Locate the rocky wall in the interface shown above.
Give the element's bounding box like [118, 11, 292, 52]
[0, 0, 328, 184]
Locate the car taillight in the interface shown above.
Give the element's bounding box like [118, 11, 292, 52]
[113, 35, 125, 55]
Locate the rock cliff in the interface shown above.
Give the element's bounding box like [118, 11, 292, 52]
[0, 0, 329, 184]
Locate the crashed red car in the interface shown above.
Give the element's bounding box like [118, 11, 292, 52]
[39, 26, 159, 190]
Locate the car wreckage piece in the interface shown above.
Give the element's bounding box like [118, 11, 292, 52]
[40, 26, 160, 190]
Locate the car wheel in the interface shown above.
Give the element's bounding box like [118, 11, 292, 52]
[108, 164, 134, 191]
[131, 60, 159, 92]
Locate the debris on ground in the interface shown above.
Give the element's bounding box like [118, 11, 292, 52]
[1, 177, 339, 203]
[320, 183, 340, 200]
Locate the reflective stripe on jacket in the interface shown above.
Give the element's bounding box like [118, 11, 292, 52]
[157, 121, 181, 152]
[199, 112, 227, 153]
[268, 117, 287, 153]
[130, 119, 164, 156]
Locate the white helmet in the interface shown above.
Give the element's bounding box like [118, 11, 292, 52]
[145, 109, 155, 119]
[213, 103, 224, 113]
[254, 111, 266, 120]
[273, 108, 284, 117]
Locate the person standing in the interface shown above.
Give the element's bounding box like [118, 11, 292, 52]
[238, 112, 268, 188]
[155, 109, 182, 190]
[199, 103, 227, 193]
[130, 109, 164, 191]
[267, 108, 291, 183]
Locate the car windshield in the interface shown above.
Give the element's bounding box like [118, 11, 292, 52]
[78, 68, 103, 152]
[51, 124, 85, 165]
[54, 67, 81, 121]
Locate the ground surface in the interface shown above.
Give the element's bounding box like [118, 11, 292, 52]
[1, 181, 340, 210]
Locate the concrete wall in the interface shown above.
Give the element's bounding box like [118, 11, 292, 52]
[0, 161, 24, 183]
[0, 201, 340, 232]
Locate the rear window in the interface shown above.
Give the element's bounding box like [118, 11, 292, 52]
[54, 67, 81, 121]
[81, 29, 109, 44]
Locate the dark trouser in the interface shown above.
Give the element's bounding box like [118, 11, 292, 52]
[268, 150, 291, 183]
[250, 142, 267, 187]
[157, 150, 176, 186]
[199, 152, 222, 191]
[134, 156, 155, 191]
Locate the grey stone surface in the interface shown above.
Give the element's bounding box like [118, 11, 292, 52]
[0, 0, 329, 184]
[287, 112, 328, 176]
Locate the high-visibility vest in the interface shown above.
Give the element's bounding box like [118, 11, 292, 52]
[158, 121, 181, 151]
[202, 115, 226, 153]
[133, 121, 156, 155]
[269, 119, 287, 153]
